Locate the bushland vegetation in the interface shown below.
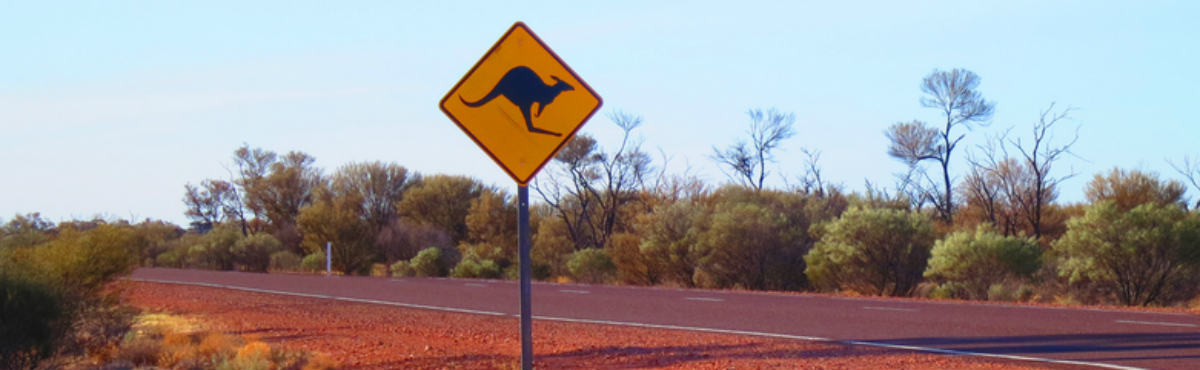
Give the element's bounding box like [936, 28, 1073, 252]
[128, 70, 1200, 309]
[144, 122, 1197, 309]
[7, 71, 1200, 369]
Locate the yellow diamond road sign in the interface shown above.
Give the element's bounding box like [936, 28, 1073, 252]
[440, 22, 602, 185]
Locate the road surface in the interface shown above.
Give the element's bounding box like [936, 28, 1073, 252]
[129, 268, 1199, 370]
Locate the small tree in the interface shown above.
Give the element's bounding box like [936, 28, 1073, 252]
[1169, 155, 1200, 210]
[633, 200, 710, 286]
[397, 175, 485, 244]
[887, 69, 994, 222]
[183, 180, 237, 232]
[185, 225, 241, 270]
[535, 111, 652, 251]
[1052, 201, 1200, 306]
[805, 207, 936, 296]
[296, 188, 374, 275]
[694, 201, 786, 289]
[712, 108, 796, 190]
[924, 225, 1041, 300]
[1087, 168, 1186, 212]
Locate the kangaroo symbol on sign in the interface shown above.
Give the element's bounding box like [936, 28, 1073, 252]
[459, 66, 574, 137]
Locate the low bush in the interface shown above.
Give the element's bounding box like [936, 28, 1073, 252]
[1053, 201, 1200, 306]
[567, 248, 616, 284]
[805, 207, 935, 296]
[409, 247, 446, 277]
[389, 259, 414, 277]
[301, 251, 326, 273]
[0, 223, 140, 370]
[269, 251, 303, 271]
[924, 225, 1041, 300]
[0, 274, 63, 370]
[184, 226, 241, 270]
[451, 258, 502, 279]
[231, 233, 283, 272]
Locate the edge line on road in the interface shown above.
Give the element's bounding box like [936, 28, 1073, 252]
[862, 306, 919, 312]
[127, 277, 508, 317]
[125, 277, 1146, 370]
[1114, 319, 1197, 328]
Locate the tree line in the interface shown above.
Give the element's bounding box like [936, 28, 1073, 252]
[6, 68, 1200, 311]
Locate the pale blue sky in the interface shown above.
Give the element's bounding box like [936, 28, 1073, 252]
[2, 1, 1197, 226]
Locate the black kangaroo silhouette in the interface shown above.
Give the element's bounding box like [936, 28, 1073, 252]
[460, 65, 574, 137]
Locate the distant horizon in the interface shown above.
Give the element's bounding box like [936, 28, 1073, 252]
[3, 1, 1198, 226]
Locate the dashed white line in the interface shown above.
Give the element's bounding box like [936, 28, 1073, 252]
[685, 297, 724, 302]
[1115, 319, 1197, 328]
[863, 306, 919, 312]
[559, 289, 590, 294]
[464, 283, 487, 287]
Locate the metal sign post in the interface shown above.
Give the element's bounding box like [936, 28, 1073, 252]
[326, 241, 332, 277]
[517, 185, 533, 370]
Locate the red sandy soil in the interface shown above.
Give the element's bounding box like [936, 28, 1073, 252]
[120, 281, 1063, 370]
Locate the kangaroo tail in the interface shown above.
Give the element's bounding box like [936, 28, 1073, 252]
[460, 89, 501, 107]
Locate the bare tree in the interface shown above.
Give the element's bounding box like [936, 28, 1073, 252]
[964, 104, 1078, 240]
[1169, 155, 1200, 210]
[535, 110, 652, 250]
[713, 108, 796, 190]
[793, 148, 831, 197]
[887, 69, 994, 222]
[1009, 104, 1078, 239]
[330, 161, 417, 232]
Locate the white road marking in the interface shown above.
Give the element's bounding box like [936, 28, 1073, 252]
[126, 277, 1146, 370]
[559, 289, 590, 294]
[685, 297, 724, 302]
[127, 278, 508, 317]
[464, 283, 487, 287]
[863, 306, 919, 312]
[1115, 319, 1197, 328]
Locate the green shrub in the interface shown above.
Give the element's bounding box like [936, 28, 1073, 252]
[0, 274, 63, 370]
[185, 226, 241, 270]
[154, 249, 183, 268]
[986, 283, 1035, 302]
[0, 223, 140, 370]
[268, 251, 302, 271]
[805, 207, 935, 296]
[231, 233, 283, 272]
[301, 251, 326, 273]
[567, 248, 616, 284]
[408, 247, 446, 277]
[389, 259, 414, 277]
[929, 281, 965, 300]
[451, 258, 502, 279]
[502, 263, 551, 281]
[1052, 201, 1200, 306]
[924, 225, 1041, 300]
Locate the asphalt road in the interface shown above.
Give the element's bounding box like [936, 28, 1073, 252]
[129, 268, 1200, 370]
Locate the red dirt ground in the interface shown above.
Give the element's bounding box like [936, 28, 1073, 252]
[120, 281, 1064, 370]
